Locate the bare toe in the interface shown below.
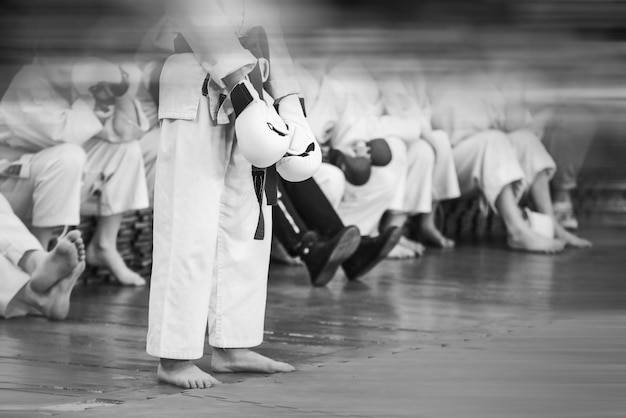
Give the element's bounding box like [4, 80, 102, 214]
[157, 360, 219, 389]
[65, 230, 82, 243]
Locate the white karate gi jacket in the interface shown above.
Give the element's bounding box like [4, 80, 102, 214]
[0, 60, 150, 225]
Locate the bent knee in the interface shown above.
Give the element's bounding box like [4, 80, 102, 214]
[115, 141, 145, 165]
[314, 164, 346, 207]
[55, 143, 87, 165]
[480, 129, 510, 144]
[508, 129, 542, 144]
[36, 143, 87, 175]
[408, 140, 436, 167]
[384, 136, 408, 168]
[508, 129, 549, 154]
[429, 130, 454, 155]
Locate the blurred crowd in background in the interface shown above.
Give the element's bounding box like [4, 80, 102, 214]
[2, 0, 626, 91]
[0, 0, 625, 319]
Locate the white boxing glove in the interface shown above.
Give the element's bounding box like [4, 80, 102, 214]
[231, 79, 291, 168]
[276, 95, 322, 182]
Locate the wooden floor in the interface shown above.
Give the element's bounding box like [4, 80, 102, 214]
[0, 227, 625, 417]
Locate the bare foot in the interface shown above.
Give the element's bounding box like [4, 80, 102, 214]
[554, 223, 592, 248]
[211, 348, 295, 374]
[419, 223, 455, 248]
[387, 237, 425, 259]
[46, 262, 85, 320]
[387, 244, 415, 259]
[158, 359, 221, 389]
[86, 244, 146, 286]
[25, 259, 86, 320]
[30, 230, 85, 293]
[507, 227, 565, 254]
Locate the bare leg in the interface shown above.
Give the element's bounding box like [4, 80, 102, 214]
[211, 348, 295, 374]
[552, 188, 578, 229]
[419, 204, 455, 248]
[158, 359, 221, 389]
[496, 184, 565, 254]
[19, 230, 86, 293]
[530, 171, 592, 248]
[86, 214, 146, 286]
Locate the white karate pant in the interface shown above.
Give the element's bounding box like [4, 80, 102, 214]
[313, 163, 346, 210]
[337, 136, 407, 236]
[393, 131, 460, 214]
[0, 140, 149, 227]
[147, 95, 271, 359]
[453, 129, 556, 212]
[0, 193, 43, 318]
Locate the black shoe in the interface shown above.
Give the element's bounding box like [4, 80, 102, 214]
[378, 209, 409, 235]
[301, 226, 361, 287]
[342, 226, 403, 281]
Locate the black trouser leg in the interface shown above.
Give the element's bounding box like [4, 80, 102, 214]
[273, 180, 316, 256]
[281, 178, 345, 238]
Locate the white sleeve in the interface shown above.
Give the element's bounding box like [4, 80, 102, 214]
[9, 85, 103, 146]
[165, 0, 257, 87]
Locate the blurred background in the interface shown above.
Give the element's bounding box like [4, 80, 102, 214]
[3, 0, 626, 99]
[1, 0, 625, 224]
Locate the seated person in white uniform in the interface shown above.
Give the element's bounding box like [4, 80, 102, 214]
[295, 58, 423, 256]
[430, 62, 590, 253]
[82, 13, 178, 206]
[0, 192, 85, 320]
[0, 46, 150, 285]
[377, 61, 461, 252]
[490, 62, 596, 231]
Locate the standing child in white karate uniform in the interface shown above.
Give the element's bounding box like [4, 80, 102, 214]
[147, 0, 320, 389]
